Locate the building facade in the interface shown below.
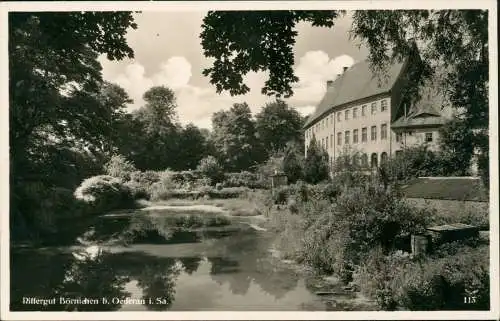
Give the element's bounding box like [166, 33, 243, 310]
[304, 55, 452, 171]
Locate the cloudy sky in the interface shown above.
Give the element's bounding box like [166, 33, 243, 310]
[99, 11, 369, 129]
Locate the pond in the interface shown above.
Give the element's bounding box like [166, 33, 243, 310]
[10, 207, 373, 311]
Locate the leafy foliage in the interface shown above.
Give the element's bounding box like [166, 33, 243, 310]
[201, 11, 341, 97]
[211, 103, 265, 171]
[197, 156, 224, 185]
[10, 12, 137, 241]
[104, 154, 137, 180]
[255, 100, 305, 155]
[437, 118, 475, 176]
[354, 245, 489, 310]
[74, 175, 135, 214]
[303, 135, 329, 184]
[282, 141, 305, 184]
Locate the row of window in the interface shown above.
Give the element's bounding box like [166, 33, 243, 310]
[395, 131, 434, 143]
[305, 100, 389, 139]
[327, 152, 389, 169]
[313, 129, 435, 151]
[316, 124, 388, 149]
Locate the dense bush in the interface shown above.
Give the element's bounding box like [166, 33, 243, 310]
[282, 142, 304, 184]
[74, 175, 135, 214]
[303, 136, 330, 184]
[222, 171, 267, 189]
[355, 245, 489, 311]
[104, 155, 137, 181]
[148, 184, 249, 201]
[197, 156, 224, 185]
[272, 181, 432, 283]
[130, 170, 160, 185]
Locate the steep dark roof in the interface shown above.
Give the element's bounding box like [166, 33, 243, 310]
[391, 113, 447, 129]
[391, 80, 451, 129]
[400, 177, 488, 202]
[304, 58, 407, 128]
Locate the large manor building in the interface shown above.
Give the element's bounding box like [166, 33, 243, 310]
[303, 54, 453, 170]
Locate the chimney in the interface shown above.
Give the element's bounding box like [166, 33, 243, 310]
[326, 80, 333, 87]
[343, 66, 348, 73]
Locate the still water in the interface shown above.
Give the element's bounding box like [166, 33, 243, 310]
[11, 208, 372, 311]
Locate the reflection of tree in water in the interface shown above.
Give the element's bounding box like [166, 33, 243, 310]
[208, 256, 251, 295]
[54, 247, 130, 311]
[207, 230, 300, 300]
[179, 256, 203, 275]
[10, 249, 73, 311]
[135, 259, 181, 311]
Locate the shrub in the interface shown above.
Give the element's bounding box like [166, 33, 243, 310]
[282, 143, 304, 184]
[273, 186, 290, 205]
[297, 183, 432, 282]
[197, 156, 224, 185]
[74, 175, 134, 213]
[130, 170, 160, 185]
[124, 180, 149, 200]
[355, 245, 489, 310]
[303, 136, 329, 184]
[222, 171, 267, 189]
[104, 155, 136, 181]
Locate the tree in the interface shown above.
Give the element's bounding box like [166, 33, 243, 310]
[211, 103, 265, 171]
[282, 141, 304, 184]
[255, 100, 305, 156]
[438, 118, 475, 176]
[178, 124, 209, 170]
[200, 10, 489, 186]
[9, 12, 137, 240]
[131, 86, 183, 170]
[303, 135, 329, 184]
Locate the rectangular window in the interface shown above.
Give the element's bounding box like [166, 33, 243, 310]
[326, 136, 329, 149]
[362, 105, 366, 116]
[353, 129, 359, 143]
[330, 134, 333, 148]
[331, 115, 334, 124]
[337, 112, 341, 122]
[371, 125, 377, 141]
[381, 123, 387, 140]
[362, 127, 367, 142]
[353, 107, 358, 118]
[425, 132, 433, 142]
[322, 138, 324, 148]
[337, 132, 342, 146]
[407, 131, 414, 136]
[345, 131, 350, 145]
[345, 109, 349, 121]
[371, 102, 377, 115]
[381, 99, 388, 112]
[396, 132, 403, 143]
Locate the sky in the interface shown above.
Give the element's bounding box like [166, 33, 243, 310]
[99, 11, 369, 130]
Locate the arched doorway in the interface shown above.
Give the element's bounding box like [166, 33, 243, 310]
[371, 153, 378, 168]
[353, 154, 360, 167]
[361, 154, 368, 168]
[380, 152, 388, 165]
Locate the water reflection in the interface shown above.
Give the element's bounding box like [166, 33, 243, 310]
[11, 211, 335, 311]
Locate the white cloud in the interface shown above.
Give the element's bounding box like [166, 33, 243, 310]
[99, 51, 354, 130]
[287, 51, 355, 107]
[152, 56, 192, 90]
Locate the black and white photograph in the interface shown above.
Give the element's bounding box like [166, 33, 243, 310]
[1, 1, 498, 320]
